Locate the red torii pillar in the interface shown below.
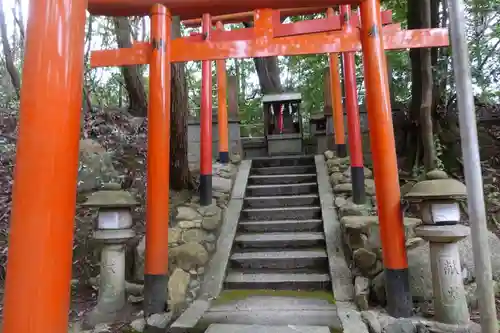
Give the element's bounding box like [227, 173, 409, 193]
[144, 4, 172, 316]
[200, 14, 214, 205]
[361, 0, 412, 317]
[2, 0, 87, 332]
[216, 21, 230, 164]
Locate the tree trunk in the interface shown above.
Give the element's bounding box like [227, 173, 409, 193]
[243, 22, 283, 94]
[113, 17, 148, 116]
[169, 16, 191, 190]
[0, 0, 21, 98]
[253, 57, 284, 94]
[420, 0, 437, 171]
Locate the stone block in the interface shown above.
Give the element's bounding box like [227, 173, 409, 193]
[354, 276, 370, 311]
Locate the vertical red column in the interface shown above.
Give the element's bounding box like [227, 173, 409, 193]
[2, 0, 87, 332]
[144, 4, 171, 316]
[340, 5, 366, 204]
[327, 8, 347, 158]
[216, 21, 230, 164]
[360, 0, 412, 317]
[200, 13, 213, 206]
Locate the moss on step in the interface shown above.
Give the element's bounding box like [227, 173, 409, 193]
[213, 289, 336, 305]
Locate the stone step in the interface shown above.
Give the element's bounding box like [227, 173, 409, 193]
[234, 232, 325, 249]
[224, 272, 331, 290]
[240, 206, 322, 221]
[238, 219, 323, 233]
[198, 296, 341, 331]
[230, 249, 328, 270]
[244, 194, 320, 209]
[252, 155, 315, 168]
[205, 324, 331, 333]
[246, 183, 318, 197]
[251, 165, 316, 176]
[248, 173, 317, 185]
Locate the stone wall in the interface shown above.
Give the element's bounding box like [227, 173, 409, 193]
[187, 113, 242, 165]
[323, 150, 500, 316]
[128, 161, 239, 332]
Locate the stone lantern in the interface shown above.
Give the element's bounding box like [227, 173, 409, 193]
[404, 170, 470, 325]
[82, 183, 138, 326]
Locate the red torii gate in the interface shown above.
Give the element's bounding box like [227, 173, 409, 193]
[181, 7, 395, 207]
[2, 0, 448, 332]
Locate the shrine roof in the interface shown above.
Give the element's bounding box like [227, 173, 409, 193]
[262, 92, 302, 104]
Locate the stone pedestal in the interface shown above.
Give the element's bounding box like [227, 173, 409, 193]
[416, 225, 470, 325]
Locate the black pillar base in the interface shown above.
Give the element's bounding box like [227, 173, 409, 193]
[200, 174, 212, 206]
[219, 151, 229, 164]
[385, 268, 413, 318]
[144, 274, 168, 317]
[336, 143, 347, 158]
[351, 165, 366, 204]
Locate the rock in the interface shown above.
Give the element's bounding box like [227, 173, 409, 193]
[130, 318, 146, 332]
[197, 266, 205, 275]
[189, 279, 200, 289]
[353, 248, 377, 271]
[339, 201, 372, 217]
[146, 312, 173, 329]
[178, 220, 198, 229]
[92, 324, 112, 332]
[205, 242, 216, 253]
[343, 166, 373, 179]
[330, 172, 346, 186]
[334, 182, 353, 194]
[406, 237, 426, 250]
[365, 179, 376, 195]
[371, 271, 386, 304]
[335, 196, 348, 208]
[213, 175, 232, 193]
[405, 230, 500, 302]
[361, 311, 382, 333]
[201, 207, 223, 231]
[458, 230, 500, 280]
[135, 236, 146, 281]
[176, 206, 199, 221]
[181, 229, 209, 244]
[324, 150, 335, 160]
[230, 154, 242, 164]
[383, 319, 416, 333]
[170, 242, 209, 271]
[78, 139, 120, 193]
[168, 269, 191, 311]
[326, 159, 341, 174]
[205, 232, 217, 243]
[354, 276, 370, 310]
[346, 232, 368, 251]
[169, 228, 182, 245]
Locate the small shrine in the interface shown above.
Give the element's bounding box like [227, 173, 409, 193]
[262, 92, 303, 155]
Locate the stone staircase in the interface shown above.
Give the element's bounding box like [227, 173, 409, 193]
[198, 156, 340, 332]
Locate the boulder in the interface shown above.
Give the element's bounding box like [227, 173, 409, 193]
[324, 150, 335, 160]
[78, 139, 120, 193]
[354, 276, 370, 310]
[168, 268, 191, 312]
[212, 175, 232, 194]
[170, 242, 209, 271]
[176, 206, 200, 221]
[181, 228, 209, 244]
[330, 172, 346, 186]
[374, 230, 500, 303]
